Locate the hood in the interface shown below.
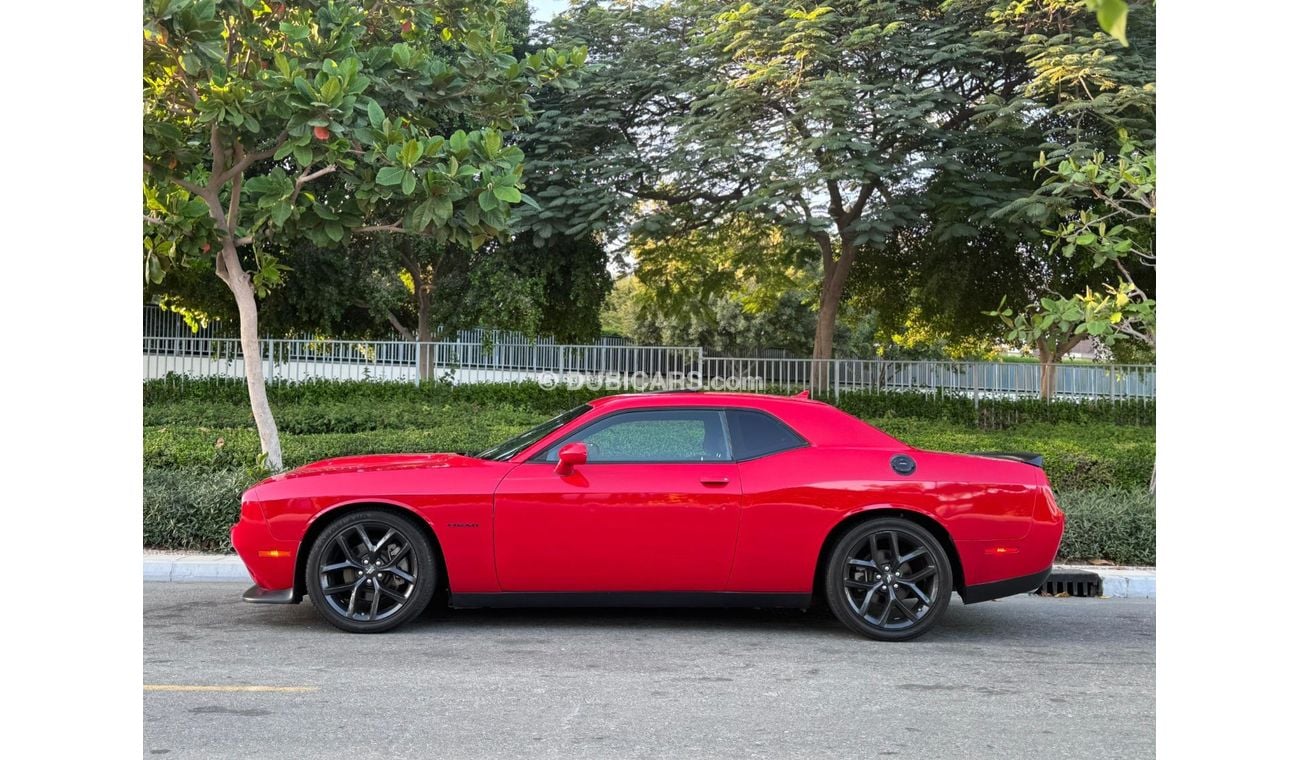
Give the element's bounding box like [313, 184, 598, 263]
[267, 452, 485, 481]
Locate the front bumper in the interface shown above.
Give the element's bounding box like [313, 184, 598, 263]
[230, 514, 299, 599]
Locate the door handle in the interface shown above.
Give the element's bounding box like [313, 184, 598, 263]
[699, 477, 730, 486]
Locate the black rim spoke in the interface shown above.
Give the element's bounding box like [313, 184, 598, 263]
[901, 581, 932, 606]
[844, 528, 939, 631]
[387, 566, 415, 584]
[345, 580, 363, 617]
[896, 548, 928, 565]
[873, 597, 894, 625]
[905, 566, 936, 583]
[319, 521, 419, 623]
[335, 536, 361, 565]
[377, 584, 409, 602]
[851, 582, 883, 616]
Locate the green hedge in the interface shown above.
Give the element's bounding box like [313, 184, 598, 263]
[141, 469, 1154, 565]
[144, 468, 254, 552]
[144, 378, 1153, 428]
[1055, 488, 1155, 566]
[836, 389, 1153, 428]
[144, 416, 1153, 490]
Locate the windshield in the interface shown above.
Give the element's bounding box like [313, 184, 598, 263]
[475, 405, 592, 461]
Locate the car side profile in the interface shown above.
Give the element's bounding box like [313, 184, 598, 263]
[232, 391, 1064, 640]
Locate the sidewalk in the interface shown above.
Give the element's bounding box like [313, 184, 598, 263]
[143, 553, 1155, 598]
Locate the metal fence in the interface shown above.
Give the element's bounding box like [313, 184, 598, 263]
[143, 335, 1155, 402]
[142, 305, 630, 349]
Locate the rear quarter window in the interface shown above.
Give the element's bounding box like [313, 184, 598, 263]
[727, 409, 807, 460]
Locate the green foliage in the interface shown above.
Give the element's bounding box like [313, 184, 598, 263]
[144, 0, 586, 263]
[144, 468, 256, 551]
[144, 380, 1153, 490]
[1055, 488, 1155, 565]
[530, 0, 1099, 358]
[989, 0, 1156, 356]
[836, 389, 1154, 428]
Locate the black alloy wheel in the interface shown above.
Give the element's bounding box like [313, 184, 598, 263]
[304, 510, 438, 633]
[825, 518, 953, 641]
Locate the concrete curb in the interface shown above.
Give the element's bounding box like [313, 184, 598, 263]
[144, 553, 251, 584]
[1052, 564, 1156, 599]
[144, 554, 1155, 598]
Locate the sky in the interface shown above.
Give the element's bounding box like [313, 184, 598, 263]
[530, 1, 569, 24]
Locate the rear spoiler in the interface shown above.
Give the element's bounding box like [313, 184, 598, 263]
[971, 451, 1044, 469]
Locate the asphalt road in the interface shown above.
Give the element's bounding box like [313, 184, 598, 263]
[144, 583, 1154, 759]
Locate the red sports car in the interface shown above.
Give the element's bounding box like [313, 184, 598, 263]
[232, 391, 1064, 640]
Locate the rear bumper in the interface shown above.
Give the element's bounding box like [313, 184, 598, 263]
[959, 566, 1051, 604]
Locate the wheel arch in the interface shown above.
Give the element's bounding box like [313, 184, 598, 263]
[812, 506, 966, 602]
[293, 500, 448, 601]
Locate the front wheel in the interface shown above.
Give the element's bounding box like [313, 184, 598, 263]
[825, 518, 952, 641]
[304, 510, 438, 633]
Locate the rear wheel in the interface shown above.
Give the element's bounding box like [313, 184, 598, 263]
[304, 510, 437, 633]
[825, 518, 952, 641]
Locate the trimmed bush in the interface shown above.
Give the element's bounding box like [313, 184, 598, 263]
[1056, 488, 1156, 566]
[145, 378, 1153, 428]
[143, 468, 255, 552]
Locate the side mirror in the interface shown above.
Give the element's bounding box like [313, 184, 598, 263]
[555, 442, 587, 476]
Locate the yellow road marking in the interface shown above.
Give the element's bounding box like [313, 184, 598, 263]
[144, 685, 317, 693]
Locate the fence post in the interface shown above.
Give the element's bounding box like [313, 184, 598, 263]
[414, 341, 421, 386]
[833, 359, 840, 403]
[265, 338, 274, 384]
[972, 361, 979, 410]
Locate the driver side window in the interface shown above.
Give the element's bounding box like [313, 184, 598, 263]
[542, 409, 731, 463]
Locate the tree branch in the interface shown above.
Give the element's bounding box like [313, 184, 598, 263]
[382, 307, 414, 341]
[211, 123, 227, 179]
[355, 222, 410, 234]
[145, 160, 210, 199]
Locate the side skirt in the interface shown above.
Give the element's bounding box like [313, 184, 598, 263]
[449, 591, 812, 610]
[959, 567, 1052, 605]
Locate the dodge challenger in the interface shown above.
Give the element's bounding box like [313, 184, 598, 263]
[232, 390, 1064, 640]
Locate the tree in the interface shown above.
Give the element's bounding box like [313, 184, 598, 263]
[143, 0, 582, 469]
[529, 0, 1050, 363]
[989, 0, 1156, 383]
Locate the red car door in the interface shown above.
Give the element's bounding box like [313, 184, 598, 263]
[493, 408, 742, 592]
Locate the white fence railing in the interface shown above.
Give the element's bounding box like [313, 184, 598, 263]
[142, 336, 1156, 402]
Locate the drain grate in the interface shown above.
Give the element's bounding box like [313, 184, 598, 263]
[1036, 570, 1102, 597]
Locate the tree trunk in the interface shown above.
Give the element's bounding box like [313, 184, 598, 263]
[220, 242, 283, 471]
[416, 282, 433, 382]
[1035, 340, 1057, 400]
[810, 237, 854, 393]
[404, 243, 435, 383]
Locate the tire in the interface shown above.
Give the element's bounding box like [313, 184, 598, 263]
[304, 510, 438, 633]
[824, 517, 953, 641]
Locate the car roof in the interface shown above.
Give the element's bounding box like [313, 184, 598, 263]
[589, 390, 821, 410]
[582, 391, 903, 448]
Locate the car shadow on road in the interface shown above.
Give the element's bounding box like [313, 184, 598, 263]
[234, 591, 1106, 644]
